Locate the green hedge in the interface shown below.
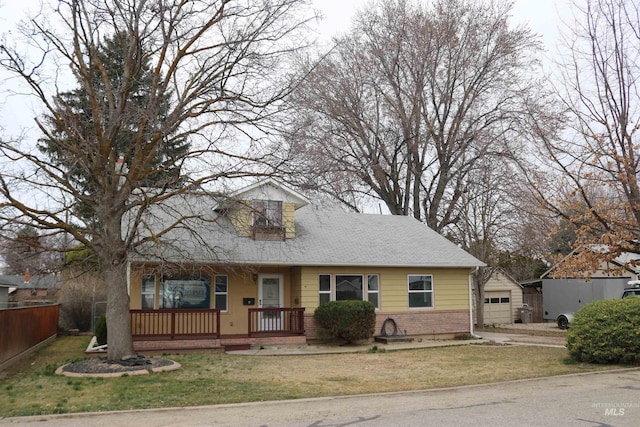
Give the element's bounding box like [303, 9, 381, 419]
[567, 298, 640, 364]
[313, 300, 376, 344]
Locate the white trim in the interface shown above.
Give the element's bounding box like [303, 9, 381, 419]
[214, 275, 229, 312]
[407, 274, 434, 309]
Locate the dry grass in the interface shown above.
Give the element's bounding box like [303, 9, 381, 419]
[0, 336, 623, 417]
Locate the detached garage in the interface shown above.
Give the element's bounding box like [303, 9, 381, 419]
[482, 270, 524, 324]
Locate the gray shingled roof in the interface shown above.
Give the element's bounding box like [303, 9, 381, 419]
[0, 275, 58, 289]
[133, 196, 483, 269]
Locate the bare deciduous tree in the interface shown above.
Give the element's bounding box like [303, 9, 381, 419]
[447, 158, 524, 326]
[0, 0, 313, 360]
[281, 0, 544, 232]
[534, 0, 640, 274]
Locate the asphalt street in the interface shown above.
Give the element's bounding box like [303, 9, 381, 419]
[3, 368, 639, 427]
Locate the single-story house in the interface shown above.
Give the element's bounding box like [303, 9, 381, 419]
[477, 269, 524, 325]
[127, 179, 484, 350]
[0, 273, 59, 302]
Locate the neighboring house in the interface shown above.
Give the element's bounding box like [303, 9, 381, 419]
[0, 284, 8, 309]
[480, 270, 524, 325]
[0, 273, 59, 302]
[127, 179, 484, 350]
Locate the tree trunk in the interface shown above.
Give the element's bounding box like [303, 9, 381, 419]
[103, 259, 136, 360]
[474, 283, 485, 328]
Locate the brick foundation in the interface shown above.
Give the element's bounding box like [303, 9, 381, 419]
[132, 335, 307, 353]
[304, 310, 470, 340]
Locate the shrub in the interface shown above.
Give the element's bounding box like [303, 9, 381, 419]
[95, 314, 108, 346]
[567, 298, 640, 364]
[58, 272, 106, 331]
[313, 300, 376, 344]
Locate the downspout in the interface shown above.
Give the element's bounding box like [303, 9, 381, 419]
[469, 268, 482, 339]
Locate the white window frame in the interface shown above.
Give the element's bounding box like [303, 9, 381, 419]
[319, 274, 331, 305]
[214, 275, 228, 312]
[367, 274, 380, 309]
[141, 275, 156, 309]
[408, 275, 434, 309]
[318, 273, 380, 309]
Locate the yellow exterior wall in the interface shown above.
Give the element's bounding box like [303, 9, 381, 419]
[299, 266, 471, 312]
[228, 201, 252, 237]
[129, 265, 294, 335]
[283, 203, 295, 238]
[129, 264, 471, 335]
[227, 200, 296, 239]
[484, 271, 524, 322]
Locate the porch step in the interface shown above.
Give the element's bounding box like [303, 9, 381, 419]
[223, 344, 252, 351]
[374, 335, 414, 344]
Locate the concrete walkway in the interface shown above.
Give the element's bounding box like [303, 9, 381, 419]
[226, 326, 567, 355]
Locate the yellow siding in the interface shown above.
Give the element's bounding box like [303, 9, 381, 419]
[291, 267, 302, 306]
[299, 266, 471, 312]
[228, 201, 252, 237]
[129, 268, 144, 309]
[484, 271, 524, 321]
[227, 200, 296, 239]
[283, 202, 295, 238]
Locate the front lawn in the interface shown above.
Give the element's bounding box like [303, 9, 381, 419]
[0, 336, 623, 417]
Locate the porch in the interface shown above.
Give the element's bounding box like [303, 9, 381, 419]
[130, 307, 306, 352]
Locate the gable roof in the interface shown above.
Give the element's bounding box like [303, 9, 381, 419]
[487, 269, 524, 289]
[216, 178, 310, 210]
[134, 193, 484, 269]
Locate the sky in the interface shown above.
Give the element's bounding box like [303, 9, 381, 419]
[0, 0, 572, 141]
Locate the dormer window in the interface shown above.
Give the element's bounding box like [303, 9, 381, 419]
[252, 200, 284, 240]
[253, 200, 282, 227]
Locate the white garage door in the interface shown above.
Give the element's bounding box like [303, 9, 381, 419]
[484, 291, 512, 324]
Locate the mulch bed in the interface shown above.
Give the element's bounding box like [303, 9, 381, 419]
[58, 355, 179, 377]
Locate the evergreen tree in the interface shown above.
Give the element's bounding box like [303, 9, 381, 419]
[39, 31, 189, 204]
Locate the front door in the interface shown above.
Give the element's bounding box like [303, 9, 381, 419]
[259, 275, 283, 331]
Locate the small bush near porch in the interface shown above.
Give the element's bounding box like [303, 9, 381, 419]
[313, 300, 376, 343]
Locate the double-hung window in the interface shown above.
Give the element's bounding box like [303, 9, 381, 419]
[214, 275, 228, 311]
[408, 275, 433, 308]
[141, 275, 156, 309]
[319, 274, 331, 305]
[367, 275, 379, 308]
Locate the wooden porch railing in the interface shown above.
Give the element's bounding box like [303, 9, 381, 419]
[248, 307, 305, 337]
[130, 309, 220, 339]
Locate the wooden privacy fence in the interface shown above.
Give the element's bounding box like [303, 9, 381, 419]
[248, 307, 305, 336]
[130, 309, 221, 339]
[523, 293, 543, 323]
[0, 303, 59, 368]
